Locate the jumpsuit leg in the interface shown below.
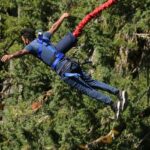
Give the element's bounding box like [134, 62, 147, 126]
[81, 72, 119, 95]
[63, 76, 112, 105]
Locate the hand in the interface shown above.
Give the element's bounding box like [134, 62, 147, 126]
[62, 12, 70, 18]
[1, 54, 13, 62]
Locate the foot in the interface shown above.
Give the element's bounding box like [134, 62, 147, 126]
[117, 90, 128, 111]
[110, 101, 121, 119]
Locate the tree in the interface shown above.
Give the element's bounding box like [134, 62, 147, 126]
[0, 0, 150, 149]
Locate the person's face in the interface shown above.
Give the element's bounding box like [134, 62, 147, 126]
[21, 36, 30, 45]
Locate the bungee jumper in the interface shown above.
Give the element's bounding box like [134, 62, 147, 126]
[1, 0, 128, 119]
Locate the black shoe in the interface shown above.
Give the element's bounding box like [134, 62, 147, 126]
[110, 101, 121, 119]
[117, 90, 128, 111]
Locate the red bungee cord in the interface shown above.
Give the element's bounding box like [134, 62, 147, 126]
[73, 0, 117, 38]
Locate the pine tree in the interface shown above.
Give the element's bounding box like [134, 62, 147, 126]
[0, 0, 150, 149]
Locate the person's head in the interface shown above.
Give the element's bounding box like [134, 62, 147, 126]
[20, 28, 36, 45]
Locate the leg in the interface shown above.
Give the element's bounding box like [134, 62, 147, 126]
[57, 58, 122, 119]
[63, 76, 123, 119]
[80, 72, 128, 113]
[81, 72, 119, 95]
[63, 76, 112, 105]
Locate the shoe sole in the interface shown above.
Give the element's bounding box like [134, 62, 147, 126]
[121, 91, 128, 111]
[116, 101, 121, 119]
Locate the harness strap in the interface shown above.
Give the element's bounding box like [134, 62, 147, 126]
[51, 53, 64, 70]
[37, 38, 65, 70]
[56, 59, 70, 75]
[37, 39, 43, 58]
[56, 58, 82, 78]
[64, 73, 81, 77]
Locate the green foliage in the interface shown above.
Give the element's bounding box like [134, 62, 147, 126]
[0, 0, 150, 149]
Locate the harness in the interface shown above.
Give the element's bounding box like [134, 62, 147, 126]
[37, 32, 64, 70]
[37, 32, 80, 78]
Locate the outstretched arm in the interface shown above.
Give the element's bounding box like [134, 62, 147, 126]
[1, 49, 30, 63]
[48, 12, 69, 34]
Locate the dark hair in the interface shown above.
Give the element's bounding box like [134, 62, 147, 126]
[20, 28, 36, 41]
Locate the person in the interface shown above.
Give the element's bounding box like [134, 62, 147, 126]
[1, 0, 127, 119]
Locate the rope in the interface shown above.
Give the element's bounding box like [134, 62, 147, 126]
[73, 0, 117, 38]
